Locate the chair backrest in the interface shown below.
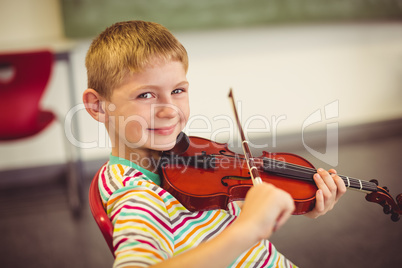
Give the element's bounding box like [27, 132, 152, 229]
[0, 50, 54, 139]
[89, 165, 115, 257]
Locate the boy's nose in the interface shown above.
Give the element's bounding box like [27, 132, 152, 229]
[155, 103, 178, 119]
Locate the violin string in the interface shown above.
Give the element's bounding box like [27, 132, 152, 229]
[209, 154, 375, 188]
[212, 154, 316, 174]
[258, 158, 375, 188]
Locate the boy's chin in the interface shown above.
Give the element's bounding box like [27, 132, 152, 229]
[124, 132, 182, 152]
[138, 137, 175, 152]
[123, 140, 176, 152]
[150, 142, 176, 152]
[149, 133, 183, 152]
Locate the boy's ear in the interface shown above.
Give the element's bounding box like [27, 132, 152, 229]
[82, 88, 107, 123]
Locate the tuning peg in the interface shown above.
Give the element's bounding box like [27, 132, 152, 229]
[391, 213, 400, 222]
[383, 186, 389, 192]
[396, 194, 402, 208]
[383, 204, 391, 214]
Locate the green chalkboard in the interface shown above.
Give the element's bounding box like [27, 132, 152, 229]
[61, 0, 402, 38]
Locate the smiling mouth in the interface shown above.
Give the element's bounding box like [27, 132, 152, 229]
[148, 124, 177, 135]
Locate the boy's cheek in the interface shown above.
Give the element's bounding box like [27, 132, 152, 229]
[122, 121, 147, 143]
[105, 116, 145, 144]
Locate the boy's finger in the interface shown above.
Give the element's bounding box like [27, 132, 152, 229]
[316, 168, 337, 195]
[332, 174, 347, 201]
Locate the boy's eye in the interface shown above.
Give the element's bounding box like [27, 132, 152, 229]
[172, 89, 184, 94]
[138, 92, 153, 99]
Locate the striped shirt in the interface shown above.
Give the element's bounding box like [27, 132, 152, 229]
[99, 155, 297, 268]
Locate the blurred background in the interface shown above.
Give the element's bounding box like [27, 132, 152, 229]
[0, 0, 401, 267]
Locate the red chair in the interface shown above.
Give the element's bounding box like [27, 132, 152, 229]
[0, 50, 55, 139]
[89, 165, 115, 256]
[0, 50, 83, 215]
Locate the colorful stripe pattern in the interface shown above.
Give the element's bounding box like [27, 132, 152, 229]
[99, 158, 297, 268]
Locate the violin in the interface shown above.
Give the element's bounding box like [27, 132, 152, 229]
[159, 90, 402, 222]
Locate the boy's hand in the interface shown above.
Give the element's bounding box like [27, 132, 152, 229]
[304, 168, 347, 219]
[234, 183, 295, 242]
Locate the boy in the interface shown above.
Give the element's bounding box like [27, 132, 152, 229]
[83, 21, 346, 268]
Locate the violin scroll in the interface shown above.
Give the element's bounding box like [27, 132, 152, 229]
[365, 179, 402, 222]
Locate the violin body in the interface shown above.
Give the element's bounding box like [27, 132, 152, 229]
[160, 136, 317, 214]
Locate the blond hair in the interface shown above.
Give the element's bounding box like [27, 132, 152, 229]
[85, 21, 188, 99]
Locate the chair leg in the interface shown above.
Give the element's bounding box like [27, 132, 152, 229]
[62, 51, 85, 218]
[66, 159, 84, 217]
[59, 115, 84, 218]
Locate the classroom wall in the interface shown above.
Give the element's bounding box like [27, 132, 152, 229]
[0, 0, 64, 43]
[0, 2, 401, 170]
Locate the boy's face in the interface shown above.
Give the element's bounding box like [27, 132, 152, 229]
[104, 60, 190, 158]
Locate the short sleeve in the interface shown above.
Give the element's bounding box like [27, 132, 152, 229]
[108, 186, 174, 268]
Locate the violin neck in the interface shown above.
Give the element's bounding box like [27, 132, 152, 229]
[338, 175, 377, 193]
[261, 158, 377, 193]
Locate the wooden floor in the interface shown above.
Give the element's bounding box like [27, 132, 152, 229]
[0, 120, 401, 268]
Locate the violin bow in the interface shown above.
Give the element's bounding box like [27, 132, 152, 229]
[228, 89, 402, 222]
[228, 89, 262, 186]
